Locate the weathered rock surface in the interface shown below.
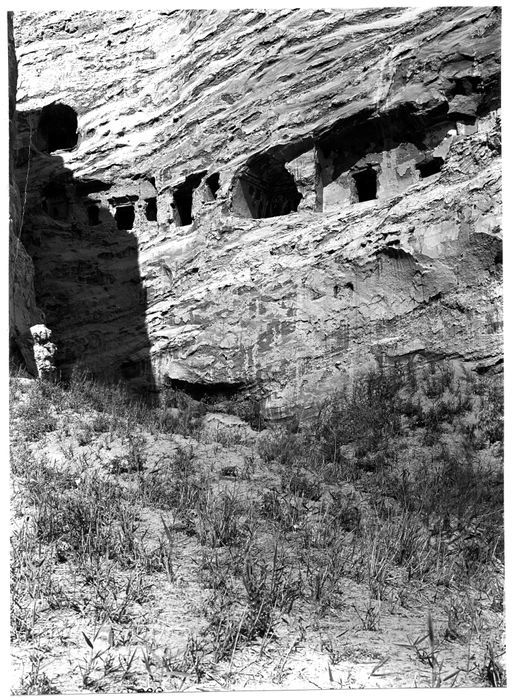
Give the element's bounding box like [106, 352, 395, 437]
[12, 8, 501, 415]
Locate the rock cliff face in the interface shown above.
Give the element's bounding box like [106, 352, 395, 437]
[12, 8, 501, 416]
[8, 13, 45, 375]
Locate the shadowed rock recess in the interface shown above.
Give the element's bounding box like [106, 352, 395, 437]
[12, 8, 501, 415]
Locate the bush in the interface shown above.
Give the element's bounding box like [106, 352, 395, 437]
[312, 360, 403, 464]
[258, 428, 298, 465]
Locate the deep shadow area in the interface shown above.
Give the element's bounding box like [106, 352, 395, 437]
[167, 377, 248, 403]
[316, 103, 452, 186]
[173, 171, 207, 226]
[205, 172, 220, 199]
[353, 166, 377, 201]
[231, 153, 303, 219]
[14, 107, 156, 400]
[416, 156, 444, 178]
[38, 103, 78, 152]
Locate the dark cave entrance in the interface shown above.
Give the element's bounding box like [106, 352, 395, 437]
[416, 156, 444, 178]
[87, 204, 100, 226]
[173, 171, 206, 226]
[166, 377, 247, 404]
[231, 154, 302, 219]
[173, 189, 193, 226]
[353, 166, 377, 202]
[205, 173, 220, 199]
[38, 103, 78, 153]
[145, 198, 157, 221]
[41, 181, 69, 220]
[115, 204, 135, 230]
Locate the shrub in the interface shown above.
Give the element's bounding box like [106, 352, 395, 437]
[258, 428, 308, 465]
[311, 360, 404, 463]
[282, 470, 321, 501]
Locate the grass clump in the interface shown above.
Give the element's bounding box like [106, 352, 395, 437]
[205, 541, 302, 662]
[139, 445, 202, 516]
[20, 457, 140, 567]
[196, 490, 252, 548]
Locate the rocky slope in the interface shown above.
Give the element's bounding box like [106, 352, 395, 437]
[12, 8, 501, 416]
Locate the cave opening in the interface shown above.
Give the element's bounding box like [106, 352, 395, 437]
[231, 154, 302, 219]
[41, 182, 69, 220]
[145, 197, 157, 221]
[416, 156, 444, 178]
[451, 76, 482, 96]
[173, 171, 206, 226]
[353, 166, 377, 202]
[87, 204, 100, 226]
[115, 204, 135, 230]
[38, 103, 78, 153]
[205, 173, 220, 199]
[166, 377, 247, 403]
[173, 190, 193, 226]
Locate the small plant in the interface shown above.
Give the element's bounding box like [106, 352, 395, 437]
[182, 635, 209, 683]
[259, 488, 306, 531]
[140, 446, 200, 514]
[124, 433, 147, 473]
[10, 521, 54, 641]
[206, 542, 302, 662]
[401, 614, 460, 687]
[283, 470, 321, 501]
[242, 545, 302, 635]
[80, 558, 151, 624]
[196, 489, 250, 548]
[354, 599, 381, 632]
[12, 379, 59, 441]
[149, 517, 179, 583]
[481, 641, 506, 687]
[258, 428, 306, 466]
[79, 627, 117, 691]
[12, 650, 60, 695]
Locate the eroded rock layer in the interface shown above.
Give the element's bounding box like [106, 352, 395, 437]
[13, 8, 501, 415]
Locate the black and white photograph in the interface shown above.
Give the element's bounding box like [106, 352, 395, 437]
[7, 3, 505, 693]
